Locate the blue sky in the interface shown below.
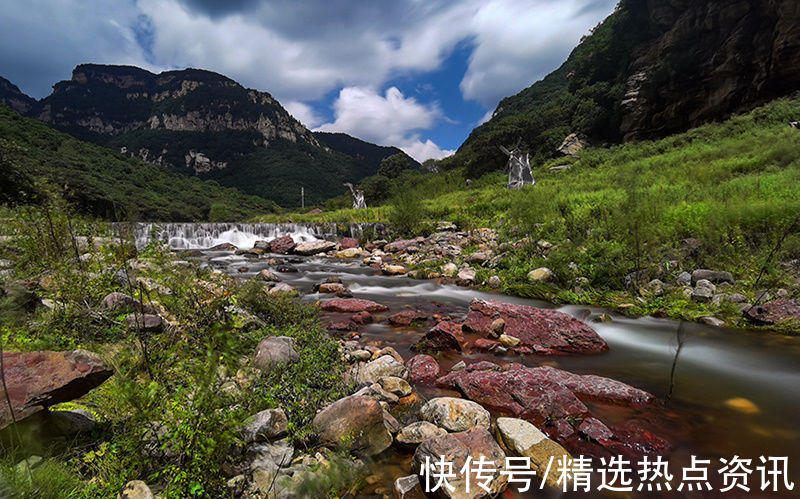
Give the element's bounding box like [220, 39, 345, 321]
[0, 0, 618, 160]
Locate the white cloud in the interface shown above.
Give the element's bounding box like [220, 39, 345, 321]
[314, 86, 452, 162]
[283, 100, 323, 128]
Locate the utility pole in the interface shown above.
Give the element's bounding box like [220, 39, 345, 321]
[301, 186, 304, 209]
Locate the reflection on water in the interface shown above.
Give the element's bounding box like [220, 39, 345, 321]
[199, 249, 800, 498]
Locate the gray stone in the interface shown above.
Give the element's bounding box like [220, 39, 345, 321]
[50, 409, 96, 435]
[253, 336, 300, 372]
[248, 438, 294, 470]
[691, 269, 734, 285]
[355, 355, 405, 385]
[495, 417, 571, 489]
[394, 474, 426, 499]
[241, 408, 289, 443]
[117, 480, 154, 499]
[677, 271, 692, 286]
[487, 275, 502, 289]
[312, 395, 393, 456]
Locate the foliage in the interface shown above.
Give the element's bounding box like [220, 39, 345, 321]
[0, 105, 277, 221]
[377, 153, 415, 179]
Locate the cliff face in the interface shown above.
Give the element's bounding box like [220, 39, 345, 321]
[37, 64, 318, 150]
[453, 0, 800, 176]
[621, 0, 800, 140]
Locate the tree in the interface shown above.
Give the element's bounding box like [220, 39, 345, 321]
[358, 175, 393, 205]
[377, 153, 413, 179]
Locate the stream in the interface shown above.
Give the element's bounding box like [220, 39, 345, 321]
[152, 224, 800, 497]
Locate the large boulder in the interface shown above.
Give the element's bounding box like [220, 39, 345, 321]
[354, 355, 405, 385]
[437, 365, 654, 422]
[495, 417, 572, 488]
[463, 299, 607, 354]
[253, 336, 300, 372]
[416, 321, 466, 352]
[294, 240, 337, 256]
[1, 350, 112, 429]
[412, 427, 507, 499]
[420, 397, 491, 432]
[269, 236, 295, 254]
[744, 299, 800, 325]
[320, 298, 388, 313]
[406, 355, 442, 385]
[312, 395, 392, 456]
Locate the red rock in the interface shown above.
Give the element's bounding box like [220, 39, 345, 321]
[578, 417, 614, 443]
[351, 311, 373, 324]
[269, 236, 295, 254]
[387, 310, 426, 326]
[1, 350, 113, 429]
[473, 338, 500, 351]
[329, 321, 358, 331]
[744, 299, 800, 325]
[320, 298, 388, 313]
[415, 320, 465, 352]
[406, 355, 442, 385]
[384, 238, 424, 253]
[463, 298, 608, 354]
[341, 237, 359, 249]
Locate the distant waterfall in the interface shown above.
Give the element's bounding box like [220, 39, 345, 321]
[117, 222, 339, 250]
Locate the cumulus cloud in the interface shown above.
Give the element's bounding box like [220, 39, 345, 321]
[283, 101, 323, 128]
[315, 86, 453, 161]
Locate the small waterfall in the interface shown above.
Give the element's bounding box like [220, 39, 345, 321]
[116, 222, 339, 250]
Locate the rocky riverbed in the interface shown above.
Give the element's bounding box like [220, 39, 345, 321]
[3, 227, 800, 498]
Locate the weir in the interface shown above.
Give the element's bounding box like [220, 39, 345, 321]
[115, 222, 386, 250]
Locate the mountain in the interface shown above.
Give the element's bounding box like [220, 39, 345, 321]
[0, 104, 277, 221]
[450, 0, 800, 178]
[313, 132, 418, 177]
[0, 76, 37, 115]
[7, 64, 386, 207]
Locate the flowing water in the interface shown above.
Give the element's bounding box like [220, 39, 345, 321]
[160, 226, 800, 497]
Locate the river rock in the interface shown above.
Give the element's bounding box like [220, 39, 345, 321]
[0, 350, 112, 430]
[387, 310, 426, 326]
[341, 237, 359, 249]
[209, 242, 238, 251]
[437, 365, 654, 423]
[320, 298, 388, 313]
[744, 298, 800, 325]
[312, 395, 392, 456]
[294, 240, 337, 256]
[527, 267, 555, 283]
[416, 321, 465, 352]
[498, 334, 520, 348]
[336, 247, 366, 258]
[117, 480, 155, 499]
[49, 408, 97, 435]
[463, 299, 607, 354]
[382, 264, 407, 275]
[378, 376, 412, 397]
[355, 355, 405, 385]
[676, 271, 692, 286]
[420, 397, 490, 432]
[385, 238, 423, 253]
[456, 267, 476, 285]
[691, 269, 734, 285]
[487, 275, 502, 288]
[267, 283, 296, 295]
[495, 417, 571, 488]
[269, 236, 295, 254]
[406, 355, 442, 385]
[253, 336, 300, 372]
[256, 269, 281, 282]
[241, 408, 289, 443]
[318, 282, 347, 294]
[412, 427, 507, 499]
[442, 262, 458, 275]
[396, 421, 447, 448]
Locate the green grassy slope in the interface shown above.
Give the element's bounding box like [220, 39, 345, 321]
[0, 105, 277, 221]
[262, 96, 800, 324]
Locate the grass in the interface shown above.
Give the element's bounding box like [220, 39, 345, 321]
[258, 96, 800, 328]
